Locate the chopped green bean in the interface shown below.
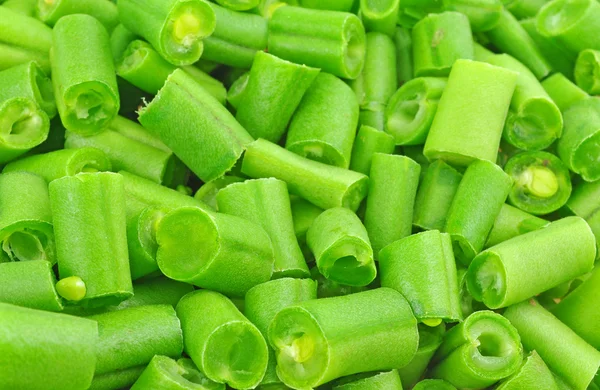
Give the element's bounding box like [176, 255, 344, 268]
[0, 260, 63, 311]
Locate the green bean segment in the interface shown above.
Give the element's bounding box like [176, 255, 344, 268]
[131, 355, 224, 390]
[575, 49, 600, 95]
[349, 125, 395, 175]
[37, 0, 119, 32]
[398, 324, 446, 388]
[0, 260, 63, 311]
[484, 204, 548, 248]
[332, 370, 403, 389]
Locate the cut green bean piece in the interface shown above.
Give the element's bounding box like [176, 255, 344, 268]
[385, 77, 446, 145]
[37, 0, 119, 32]
[90, 305, 183, 376]
[398, 324, 446, 388]
[360, 0, 400, 36]
[268, 6, 366, 79]
[485, 204, 548, 248]
[575, 49, 600, 95]
[194, 175, 244, 210]
[0, 172, 55, 264]
[217, 178, 309, 278]
[51, 14, 119, 135]
[307, 207, 376, 287]
[0, 260, 62, 311]
[444, 160, 512, 265]
[157, 207, 274, 297]
[496, 350, 558, 390]
[89, 366, 147, 390]
[430, 310, 522, 389]
[504, 299, 600, 390]
[380, 230, 461, 323]
[118, 0, 216, 66]
[413, 160, 462, 231]
[245, 278, 317, 387]
[126, 206, 168, 280]
[290, 195, 323, 258]
[215, 0, 258, 10]
[286, 73, 358, 168]
[397, 0, 443, 28]
[412, 12, 474, 77]
[0, 6, 52, 54]
[0, 302, 98, 390]
[505, 151, 571, 215]
[177, 290, 269, 389]
[3, 147, 111, 182]
[2, 0, 38, 16]
[564, 179, 600, 248]
[242, 139, 369, 211]
[0, 61, 56, 119]
[467, 216, 596, 309]
[333, 370, 403, 390]
[310, 265, 370, 299]
[413, 379, 457, 390]
[349, 125, 395, 175]
[268, 288, 418, 389]
[365, 154, 420, 256]
[49, 172, 133, 308]
[226, 71, 249, 110]
[536, 0, 600, 54]
[0, 42, 50, 75]
[394, 26, 414, 85]
[424, 60, 518, 167]
[442, 0, 503, 31]
[541, 72, 588, 111]
[558, 97, 600, 181]
[503, 0, 549, 19]
[131, 355, 225, 390]
[138, 69, 253, 182]
[110, 24, 138, 64]
[298, 0, 354, 11]
[202, 2, 267, 68]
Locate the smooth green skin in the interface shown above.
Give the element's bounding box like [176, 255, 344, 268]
[413, 159, 462, 231]
[2, 147, 111, 182]
[552, 266, 600, 349]
[227, 71, 249, 110]
[364, 154, 420, 256]
[298, 0, 354, 11]
[242, 139, 370, 211]
[484, 204, 548, 248]
[2, 0, 38, 16]
[333, 370, 403, 390]
[412, 12, 474, 77]
[520, 18, 576, 80]
[385, 77, 447, 145]
[132, 356, 224, 390]
[110, 24, 138, 64]
[217, 178, 310, 278]
[290, 195, 323, 258]
[286, 73, 358, 168]
[0, 171, 55, 264]
[424, 60, 518, 167]
[504, 300, 600, 390]
[268, 6, 366, 79]
[504, 0, 549, 19]
[310, 265, 370, 298]
[307, 207, 376, 287]
[360, 0, 400, 36]
[541, 73, 588, 111]
[104, 116, 171, 154]
[157, 207, 274, 297]
[430, 311, 523, 389]
[442, 0, 503, 31]
[51, 14, 120, 135]
[575, 49, 600, 95]
[0, 260, 62, 311]
[245, 278, 317, 386]
[203, 2, 267, 68]
[486, 54, 563, 150]
[349, 125, 395, 175]
[125, 206, 168, 280]
[195, 175, 244, 210]
[0, 302, 97, 389]
[394, 26, 414, 85]
[0, 6, 52, 54]
[537, 0, 600, 54]
[236, 52, 318, 143]
[565, 178, 600, 248]
[49, 172, 133, 308]
[0, 42, 50, 75]
[380, 230, 461, 323]
[118, 0, 216, 66]
[504, 151, 572, 215]
[177, 290, 269, 389]
[139, 69, 253, 182]
[413, 379, 457, 390]
[89, 366, 146, 390]
[558, 97, 600, 181]
[268, 288, 418, 389]
[90, 304, 183, 375]
[215, 0, 258, 10]
[359, 109, 385, 130]
[397, 0, 443, 28]
[467, 216, 596, 309]
[37, 0, 118, 32]
[444, 159, 513, 265]
[398, 324, 446, 388]
[0, 61, 56, 118]
[496, 351, 558, 390]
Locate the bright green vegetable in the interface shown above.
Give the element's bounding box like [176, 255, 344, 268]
[413, 379, 457, 390]
[0, 61, 56, 118]
[0, 302, 98, 390]
[360, 0, 400, 36]
[307, 207, 376, 287]
[268, 288, 418, 389]
[131, 355, 224, 390]
[125, 206, 168, 280]
[332, 370, 403, 390]
[215, 0, 258, 10]
[194, 175, 243, 210]
[56, 275, 86, 302]
[541, 72, 588, 111]
[0, 260, 62, 311]
[467, 216, 596, 309]
[176, 290, 269, 389]
[496, 350, 558, 390]
[290, 195, 323, 256]
[118, 0, 216, 66]
[226, 71, 249, 110]
[503, 0, 549, 19]
[484, 203, 548, 248]
[394, 26, 414, 85]
[37, 0, 119, 32]
[110, 24, 138, 64]
[349, 125, 395, 175]
[89, 366, 147, 390]
[575, 49, 600, 95]
[49, 172, 133, 308]
[2, 0, 38, 16]
[309, 265, 369, 298]
[298, 0, 354, 11]
[563, 178, 600, 248]
[442, 0, 504, 31]
[398, 324, 446, 388]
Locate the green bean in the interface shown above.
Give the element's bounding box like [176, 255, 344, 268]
[0, 260, 62, 311]
[397, 0, 443, 28]
[541, 72, 588, 111]
[360, 0, 400, 36]
[0, 6, 52, 55]
[131, 355, 224, 390]
[496, 351, 558, 390]
[413, 379, 457, 390]
[349, 125, 395, 175]
[89, 366, 146, 390]
[575, 49, 600, 95]
[2, 0, 37, 16]
[176, 290, 269, 389]
[0, 42, 50, 74]
[37, 0, 119, 32]
[118, 0, 216, 66]
[298, 0, 354, 11]
[110, 24, 138, 64]
[467, 216, 596, 309]
[226, 71, 249, 110]
[215, 0, 258, 10]
[0, 302, 98, 390]
[124, 206, 167, 280]
[442, 0, 503, 31]
[290, 195, 323, 256]
[484, 203, 548, 248]
[286, 73, 358, 168]
[394, 26, 414, 85]
[0, 61, 56, 118]
[563, 178, 600, 248]
[503, 0, 549, 19]
[194, 175, 243, 210]
[398, 324, 446, 388]
[504, 299, 600, 390]
[332, 370, 403, 390]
